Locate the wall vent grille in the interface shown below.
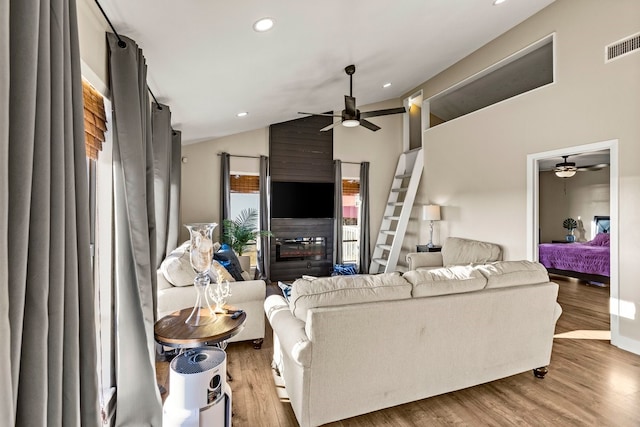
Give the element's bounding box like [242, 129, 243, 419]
[605, 32, 640, 63]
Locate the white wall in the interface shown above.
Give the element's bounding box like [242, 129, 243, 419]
[539, 168, 610, 242]
[77, 0, 109, 92]
[404, 0, 640, 350]
[180, 99, 404, 248]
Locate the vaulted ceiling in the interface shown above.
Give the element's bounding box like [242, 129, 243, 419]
[98, 0, 555, 144]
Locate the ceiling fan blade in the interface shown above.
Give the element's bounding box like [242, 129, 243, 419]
[344, 95, 357, 116]
[320, 121, 342, 132]
[298, 111, 342, 117]
[359, 119, 381, 132]
[360, 107, 407, 118]
[577, 163, 609, 172]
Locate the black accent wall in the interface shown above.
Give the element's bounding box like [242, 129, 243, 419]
[269, 115, 334, 282]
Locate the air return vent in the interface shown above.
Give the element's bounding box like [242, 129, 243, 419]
[605, 32, 640, 63]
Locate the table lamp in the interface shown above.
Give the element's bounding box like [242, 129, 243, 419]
[422, 205, 441, 248]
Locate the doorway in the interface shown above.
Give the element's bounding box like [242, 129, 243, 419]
[526, 139, 619, 345]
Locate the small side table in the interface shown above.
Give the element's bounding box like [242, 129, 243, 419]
[416, 245, 442, 252]
[154, 306, 246, 349]
[154, 307, 246, 381]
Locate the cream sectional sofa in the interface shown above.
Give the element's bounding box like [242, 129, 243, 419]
[157, 242, 266, 347]
[264, 260, 562, 427]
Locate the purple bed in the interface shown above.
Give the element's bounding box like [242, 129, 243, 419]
[539, 233, 610, 284]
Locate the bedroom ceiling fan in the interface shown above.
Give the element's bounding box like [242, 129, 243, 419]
[298, 64, 406, 132]
[554, 155, 609, 178]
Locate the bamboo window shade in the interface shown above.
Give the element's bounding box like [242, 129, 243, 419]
[82, 80, 107, 160]
[230, 175, 260, 193]
[342, 179, 359, 196]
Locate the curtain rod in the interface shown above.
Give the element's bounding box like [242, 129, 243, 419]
[341, 161, 363, 165]
[217, 153, 261, 159]
[94, 0, 163, 110]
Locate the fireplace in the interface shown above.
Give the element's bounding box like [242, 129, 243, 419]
[276, 237, 327, 262]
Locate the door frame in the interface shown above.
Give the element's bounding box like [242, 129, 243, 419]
[526, 139, 619, 345]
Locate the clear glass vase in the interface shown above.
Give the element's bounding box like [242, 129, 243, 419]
[184, 223, 218, 326]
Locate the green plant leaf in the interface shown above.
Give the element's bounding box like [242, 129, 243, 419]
[221, 208, 273, 255]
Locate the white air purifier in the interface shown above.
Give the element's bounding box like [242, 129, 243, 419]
[163, 348, 232, 427]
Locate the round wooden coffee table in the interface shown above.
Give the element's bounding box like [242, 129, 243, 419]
[154, 306, 246, 349]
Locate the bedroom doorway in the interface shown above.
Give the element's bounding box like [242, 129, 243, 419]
[526, 140, 619, 346]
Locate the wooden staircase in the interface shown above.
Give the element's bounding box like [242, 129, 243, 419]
[369, 148, 423, 273]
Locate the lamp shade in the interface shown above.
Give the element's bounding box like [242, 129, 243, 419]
[422, 205, 441, 221]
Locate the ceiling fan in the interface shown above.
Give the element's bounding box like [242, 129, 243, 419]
[298, 64, 406, 132]
[554, 155, 609, 178]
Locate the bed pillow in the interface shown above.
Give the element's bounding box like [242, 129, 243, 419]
[213, 244, 245, 281]
[585, 233, 610, 247]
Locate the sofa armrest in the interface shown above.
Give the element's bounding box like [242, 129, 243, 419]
[406, 252, 444, 270]
[157, 269, 173, 291]
[264, 295, 312, 367]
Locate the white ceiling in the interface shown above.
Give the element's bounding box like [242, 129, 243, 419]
[99, 0, 555, 144]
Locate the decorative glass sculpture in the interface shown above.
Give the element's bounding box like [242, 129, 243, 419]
[210, 279, 231, 313]
[184, 223, 218, 326]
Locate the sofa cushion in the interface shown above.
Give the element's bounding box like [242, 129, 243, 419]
[211, 259, 236, 283]
[441, 237, 502, 266]
[214, 243, 245, 281]
[289, 272, 411, 321]
[403, 266, 487, 297]
[476, 261, 549, 289]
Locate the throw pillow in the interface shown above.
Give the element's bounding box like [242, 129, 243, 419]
[585, 232, 610, 247]
[278, 281, 292, 302]
[210, 259, 235, 283]
[214, 244, 245, 281]
[160, 241, 195, 287]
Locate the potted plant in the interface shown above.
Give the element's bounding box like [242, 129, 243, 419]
[222, 208, 272, 271]
[562, 217, 578, 242]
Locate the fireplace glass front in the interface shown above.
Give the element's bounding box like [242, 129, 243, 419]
[276, 237, 327, 262]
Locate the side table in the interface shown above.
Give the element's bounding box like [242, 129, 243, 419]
[154, 306, 246, 381]
[154, 306, 246, 349]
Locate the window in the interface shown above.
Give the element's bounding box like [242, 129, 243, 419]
[427, 34, 555, 127]
[342, 178, 360, 264]
[82, 78, 115, 424]
[229, 173, 260, 267]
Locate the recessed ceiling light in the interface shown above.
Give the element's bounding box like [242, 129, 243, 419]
[253, 18, 274, 32]
[236, 112, 248, 117]
[493, 0, 507, 5]
[383, 82, 392, 88]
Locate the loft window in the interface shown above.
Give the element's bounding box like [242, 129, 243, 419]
[427, 34, 555, 127]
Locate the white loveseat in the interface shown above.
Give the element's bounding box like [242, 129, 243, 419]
[264, 260, 562, 427]
[157, 243, 266, 347]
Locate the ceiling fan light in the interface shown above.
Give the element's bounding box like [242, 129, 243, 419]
[342, 119, 359, 128]
[555, 168, 577, 178]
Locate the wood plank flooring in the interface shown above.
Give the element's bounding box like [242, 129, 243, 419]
[156, 277, 640, 426]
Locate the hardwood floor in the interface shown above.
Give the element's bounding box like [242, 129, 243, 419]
[156, 277, 640, 426]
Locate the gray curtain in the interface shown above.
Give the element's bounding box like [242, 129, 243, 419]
[1, 0, 99, 424]
[333, 160, 344, 265]
[151, 102, 173, 268]
[359, 162, 371, 273]
[220, 152, 231, 240]
[256, 155, 270, 281]
[108, 33, 162, 426]
[166, 130, 182, 253]
[0, 0, 11, 420]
